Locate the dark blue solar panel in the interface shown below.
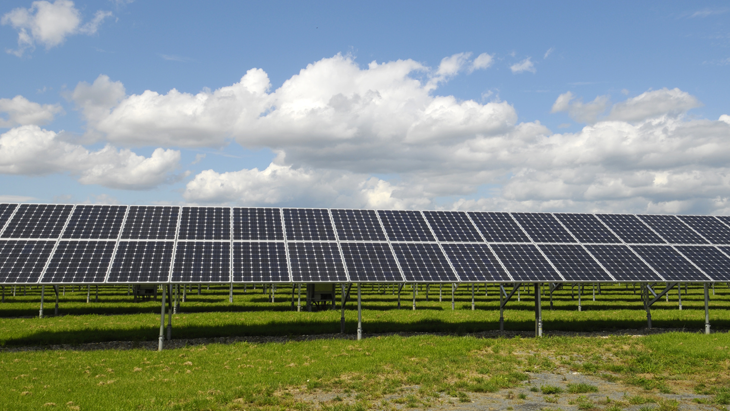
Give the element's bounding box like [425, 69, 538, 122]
[171, 242, 230, 282]
[677, 246, 730, 282]
[107, 241, 174, 283]
[0, 240, 55, 284]
[41, 241, 116, 283]
[284, 209, 336, 241]
[638, 215, 708, 245]
[490, 244, 562, 282]
[441, 243, 510, 282]
[554, 213, 621, 244]
[676, 216, 730, 245]
[391, 243, 458, 282]
[631, 245, 709, 282]
[331, 209, 386, 241]
[340, 243, 402, 282]
[377, 210, 435, 242]
[0, 204, 18, 236]
[1, 204, 73, 239]
[468, 212, 530, 243]
[233, 242, 289, 282]
[423, 211, 482, 242]
[596, 214, 665, 244]
[539, 244, 613, 282]
[512, 213, 576, 243]
[121, 206, 179, 240]
[584, 245, 662, 282]
[178, 207, 231, 240]
[62, 205, 126, 239]
[233, 208, 283, 240]
[288, 242, 347, 282]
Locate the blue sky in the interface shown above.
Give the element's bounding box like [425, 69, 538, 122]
[1, 1, 730, 213]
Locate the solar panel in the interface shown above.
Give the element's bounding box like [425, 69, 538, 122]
[467, 212, 530, 243]
[331, 209, 386, 241]
[0, 204, 18, 235]
[676, 246, 730, 282]
[107, 241, 174, 283]
[391, 243, 458, 282]
[233, 208, 283, 240]
[554, 213, 621, 244]
[584, 245, 663, 282]
[283, 209, 336, 241]
[490, 244, 563, 282]
[631, 245, 709, 282]
[377, 210, 435, 242]
[171, 242, 230, 282]
[233, 242, 289, 282]
[423, 211, 482, 242]
[1, 204, 73, 239]
[716, 216, 730, 232]
[340, 242, 402, 282]
[512, 213, 576, 243]
[62, 205, 126, 239]
[638, 215, 708, 244]
[596, 214, 665, 244]
[178, 207, 230, 240]
[0, 240, 55, 284]
[288, 242, 347, 282]
[441, 243, 510, 282]
[121, 206, 179, 240]
[41, 241, 116, 283]
[538, 244, 613, 282]
[676, 216, 730, 245]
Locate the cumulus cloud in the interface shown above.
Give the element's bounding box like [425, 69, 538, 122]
[0, 95, 63, 127]
[0, 125, 183, 189]
[510, 57, 536, 74]
[1, 0, 111, 56]
[470, 53, 494, 72]
[607, 88, 702, 122]
[551, 91, 610, 123]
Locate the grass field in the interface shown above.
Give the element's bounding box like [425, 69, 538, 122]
[1, 283, 729, 410]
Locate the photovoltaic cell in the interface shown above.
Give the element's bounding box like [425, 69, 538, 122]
[638, 215, 708, 244]
[288, 242, 347, 282]
[178, 207, 230, 240]
[331, 209, 386, 241]
[512, 213, 576, 243]
[441, 243, 510, 282]
[284, 209, 336, 241]
[41, 241, 116, 283]
[424, 211, 482, 242]
[62, 205, 126, 239]
[0, 240, 55, 284]
[584, 245, 662, 282]
[1, 204, 73, 239]
[121, 206, 179, 240]
[0, 204, 18, 235]
[107, 241, 174, 283]
[596, 214, 665, 244]
[538, 244, 613, 282]
[631, 245, 709, 282]
[391, 243, 458, 282]
[676, 246, 730, 281]
[716, 216, 730, 232]
[377, 210, 435, 242]
[171, 242, 231, 282]
[490, 244, 562, 282]
[233, 242, 289, 282]
[554, 213, 621, 244]
[676, 216, 730, 245]
[233, 208, 283, 240]
[340, 242, 402, 282]
[468, 212, 530, 243]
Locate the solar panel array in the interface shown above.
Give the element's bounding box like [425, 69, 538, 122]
[0, 203, 729, 284]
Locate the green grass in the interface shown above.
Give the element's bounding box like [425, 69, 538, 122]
[541, 385, 564, 395]
[567, 383, 598, 393]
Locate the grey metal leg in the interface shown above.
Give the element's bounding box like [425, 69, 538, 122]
[705, 283, 710, 335]
[578, 283, 582, 311]
[174, 284, 179, 313]
[357, 283, 362, 341]
[95, 285, 98, 303]
[535, 283, 542, 337]
[412, 284, 416, 311]
[297, 284, 301, 312]
[678, 284, 682, 310]
[54, 285, 59, 316]
[86, 285, 90, 303]
[451, 283, 455, 310]
[229, 283, 233, 303]
[397, 283, 402, 308]
[592, 283, 595, 301]
[167, 284, 172, 340]
[471, 283, 475, 311]
[426, 284, 429, 302]
[439, 283, 442, 302]
[158, 285, 166, 351]
[39, 285, 44, 318]
[272, 284, 275, 303]
[499, 285, 504, 332]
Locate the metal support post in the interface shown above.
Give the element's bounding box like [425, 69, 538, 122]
[297, 284, 301, 312]
[451, 283, 455, 310]
[39, 285, 44, 318]
[357, 283, 362, 341]
[158, 285, 166, 351]
[197, 284, 201, 295]
[578, 283, 582, 311]
[439, 283, 442, 302]
[95, 285, 98, 303]
[678, 284, 682, 310]
[592, 283, 595, 301]
[397, 283, 402, 308]
[86, 285, 90, 303]
[426, 284, 429, 301]
[229, 283, 233, 303]
[704, 283, 710, 335]
[182, 284, 186, 302]
[167, 284, 172, 340]
[306, 284, 312, 312]
[63, 286, 65, 296]
[518, 284, 520, 302]
[643, 283, 652, 329]
[412, 284, 416, 310]
[535, 283, 542, 337]
[340, 284, 346, 333]
[174, 284, 179, 313]
[499, 285, 504, 332]
[471, 283, 475, 310]
[54, 285, 59, 316]
[272, 284, 276, 303]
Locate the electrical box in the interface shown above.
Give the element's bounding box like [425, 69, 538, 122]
[306, 283, 335, 310]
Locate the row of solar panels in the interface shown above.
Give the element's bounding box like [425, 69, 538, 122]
[1, 203, 730, 285]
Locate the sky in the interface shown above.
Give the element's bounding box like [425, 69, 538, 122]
[1, 1, 730, 214]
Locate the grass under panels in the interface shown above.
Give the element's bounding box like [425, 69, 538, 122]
[0, 283, 728, 347]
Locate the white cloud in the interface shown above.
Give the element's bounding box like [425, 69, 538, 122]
[469, 53, 494, 72]
[0, 125, 183, 189]
[510, 57, 536, 74]
[690, 8, 729, 18]
[607, 88, 702, 122]
[0, 95, 63, 127]
[720, 114, 730, 125]
[551, 91, 610, 123]
[543, 47, 554, 59]
[1, 0, 111, 56]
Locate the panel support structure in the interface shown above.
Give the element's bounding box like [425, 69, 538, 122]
[704, 283, 710, 335]
[499, 283, 521, 332]
[356, 283, 362, 341]
[534, 283, 542, 338]
[158, 284, 166, 351]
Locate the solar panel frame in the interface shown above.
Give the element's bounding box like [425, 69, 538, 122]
[1, 204, 75, 239]
[511, 212, 577, 243]
[423, 211, 482, 242]
[584, 244, 664, 282]
[377, 210, 436, 242]
[630, 245, 712, 282]
[233, 207, 284, 240]
[40, 240, 117, 284]
[0, 240, 56, 284]
[676, 215, 730, 245]
[595, 214, 666, 244]
[331, 209, 387, 241]
[120, 205, 181, 240]
[171, 241, 231, 283]
[538, 244, 615, 282]
[233, 242, 291, 283]
[0, 203, 19, 237]
[441, 243, 512, 282]
[468, 212, 530, 243]
[391, 243, 460, 283]
[283, 208, 337, 241]
[637, 215, 709, 245]
[288, 241, 349, 283]
[106, 240, 176, 283]
[61, 205, 128, 239]
[340, 242, 404, 282]
[554, 213, 622, 244]
[178, 207, 231, 240]
[490, 244, 565, 282]
[675, 246, 730, 282]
